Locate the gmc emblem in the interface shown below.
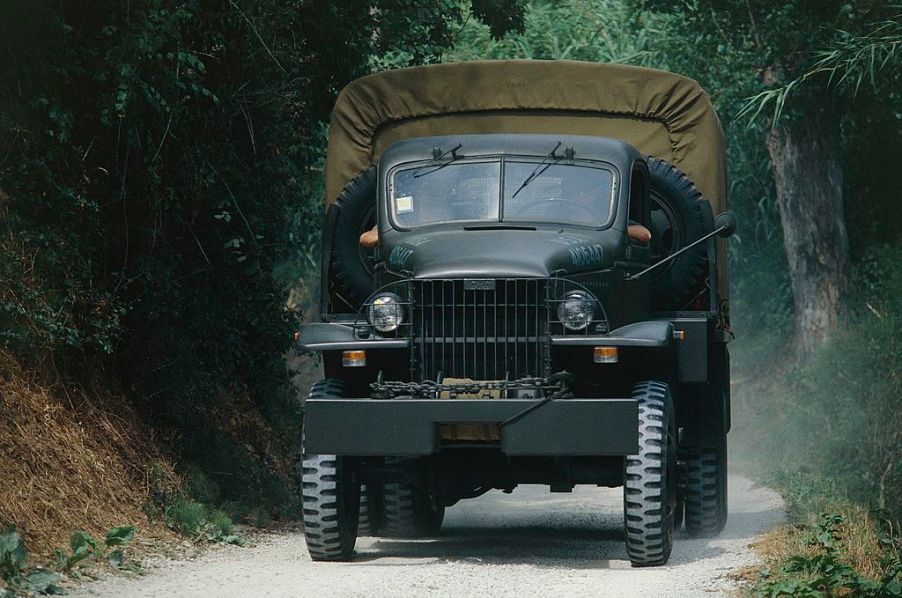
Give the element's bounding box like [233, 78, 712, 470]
[463, 279, 496, 291]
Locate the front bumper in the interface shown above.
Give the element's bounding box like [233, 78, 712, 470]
[303, 397, 639, 456]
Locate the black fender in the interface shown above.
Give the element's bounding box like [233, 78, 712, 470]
[549, 320, 674, 347]
[296, 322, 409, 352]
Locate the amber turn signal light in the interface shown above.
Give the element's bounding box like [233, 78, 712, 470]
[593, 346, 618, 364]
[342, 350, 366, 367]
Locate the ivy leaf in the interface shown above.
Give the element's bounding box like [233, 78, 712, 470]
[0, 526, 28, 576]
[107, 549, 125, 568]
[68, 530, 97, 566]
[105, 525, 137, 547]
[24, 568, 62, 594]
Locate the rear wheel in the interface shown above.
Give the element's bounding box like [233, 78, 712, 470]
[381, 479, 445, 538]
[300, 379, 360, 561]
[683, 437, 728, 537]
[358, 483, 384, 537]
[624, 381, 677, 567]
[674, 494, 684, 532]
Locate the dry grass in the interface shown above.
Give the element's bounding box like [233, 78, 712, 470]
[735, 503, 891, 594]
[0, 351, 177, 560]
[822, 503, 886, 580]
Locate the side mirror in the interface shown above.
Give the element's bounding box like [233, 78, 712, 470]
[715, 211, 737, 238]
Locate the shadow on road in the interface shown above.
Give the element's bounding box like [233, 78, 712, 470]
[344, 483, 780, 568]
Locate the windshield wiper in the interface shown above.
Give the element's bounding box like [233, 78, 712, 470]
[510, 141, 563, 198]
[412, 143, 463, 178]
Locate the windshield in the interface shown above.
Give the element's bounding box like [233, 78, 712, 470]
[390, 158, 614, 229]
[503, 161, 614, 227]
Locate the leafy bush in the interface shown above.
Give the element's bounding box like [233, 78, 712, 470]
[0, 0, 526, 531]
[54, 526, 137, 572]
[164, 498, 243, 545]
[0, 526, 61, 595]
[1, 525, 141, 595]
[754, 514, 901, 597]
[745, 246, 902, 524]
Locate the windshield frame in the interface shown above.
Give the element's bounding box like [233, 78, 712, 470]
[386, 154, 620, 231]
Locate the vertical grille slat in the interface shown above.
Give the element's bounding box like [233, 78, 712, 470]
[411, 279, 549, 382]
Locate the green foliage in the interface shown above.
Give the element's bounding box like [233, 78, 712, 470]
[764, 248, 902, 520]
[53, 526, 138, 573]
[0, 0, 522, 523]
[0, 528, 27, 580]
[146, 462, 251, 544]
[179, 426, 296, 519]
[104, 526, 137, 548]
[470, 0, 526, 40]
[632, 4, 902, 591]
[446, 0, 655, 64]
[754, 514, 902, 596]
[164, 498, 245, 545]
[1, 526, 63, 595]
[740, 248, 902, 528]
[741, 11, 902, 123]
[64, 531, 98, 570]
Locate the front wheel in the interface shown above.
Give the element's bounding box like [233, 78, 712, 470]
[624, 381, 677, 567]
[300, 379, 360, 561]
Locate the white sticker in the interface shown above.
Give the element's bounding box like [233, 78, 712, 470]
[395, 195, 414, 213]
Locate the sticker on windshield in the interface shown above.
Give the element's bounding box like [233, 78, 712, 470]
[395, 195, 414, 213]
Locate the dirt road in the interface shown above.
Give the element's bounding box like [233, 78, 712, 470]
[74, 475, 783, 597]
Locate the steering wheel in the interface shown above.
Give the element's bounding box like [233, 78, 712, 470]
[508, 197, 598, 222]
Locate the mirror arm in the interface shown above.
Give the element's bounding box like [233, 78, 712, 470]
[626, 225, 727, 282]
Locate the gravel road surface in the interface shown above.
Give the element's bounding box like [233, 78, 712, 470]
[74, 474, 783, 597]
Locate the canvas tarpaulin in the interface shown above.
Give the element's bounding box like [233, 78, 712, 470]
[325, 60, 726, 213]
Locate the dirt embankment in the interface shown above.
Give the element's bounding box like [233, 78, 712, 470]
[0, 352, 176, 559]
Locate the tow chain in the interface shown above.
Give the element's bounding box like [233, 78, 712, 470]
[370, 372, 574, 400]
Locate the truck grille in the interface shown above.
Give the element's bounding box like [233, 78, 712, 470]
[410, 279, 549, 382]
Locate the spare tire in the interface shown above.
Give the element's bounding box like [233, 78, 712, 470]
[647, 157, 709, 310]
[331, 166, 377, 305]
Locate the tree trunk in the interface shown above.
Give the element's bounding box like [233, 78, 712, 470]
[766, 107, 849, 356]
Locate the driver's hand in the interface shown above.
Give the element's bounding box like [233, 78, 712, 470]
[627, 224, 652, 243]
[359, 225, 379, 248]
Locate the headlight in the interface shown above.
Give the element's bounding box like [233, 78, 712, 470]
[557, 290, 595, 331]
[367, 293, 405, 332]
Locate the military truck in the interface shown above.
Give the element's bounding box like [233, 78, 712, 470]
[296, 60, 735, 567]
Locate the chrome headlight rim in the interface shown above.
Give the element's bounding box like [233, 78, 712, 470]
[367, 292, 405, 333]
[556, 290, 596, 331]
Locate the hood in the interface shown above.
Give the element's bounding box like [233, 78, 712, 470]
[382, 228, 619, 279]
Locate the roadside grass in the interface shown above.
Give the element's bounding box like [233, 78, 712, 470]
[741, 505, 901, 596]
[730, 250, 902, 596]
[163, 498, 245, 546]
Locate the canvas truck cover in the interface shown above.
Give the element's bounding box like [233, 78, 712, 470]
[324, 59, 729, 299]
[325, 60, 726, 211]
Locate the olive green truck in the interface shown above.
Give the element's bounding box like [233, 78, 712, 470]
[296, 60, 735, 566]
